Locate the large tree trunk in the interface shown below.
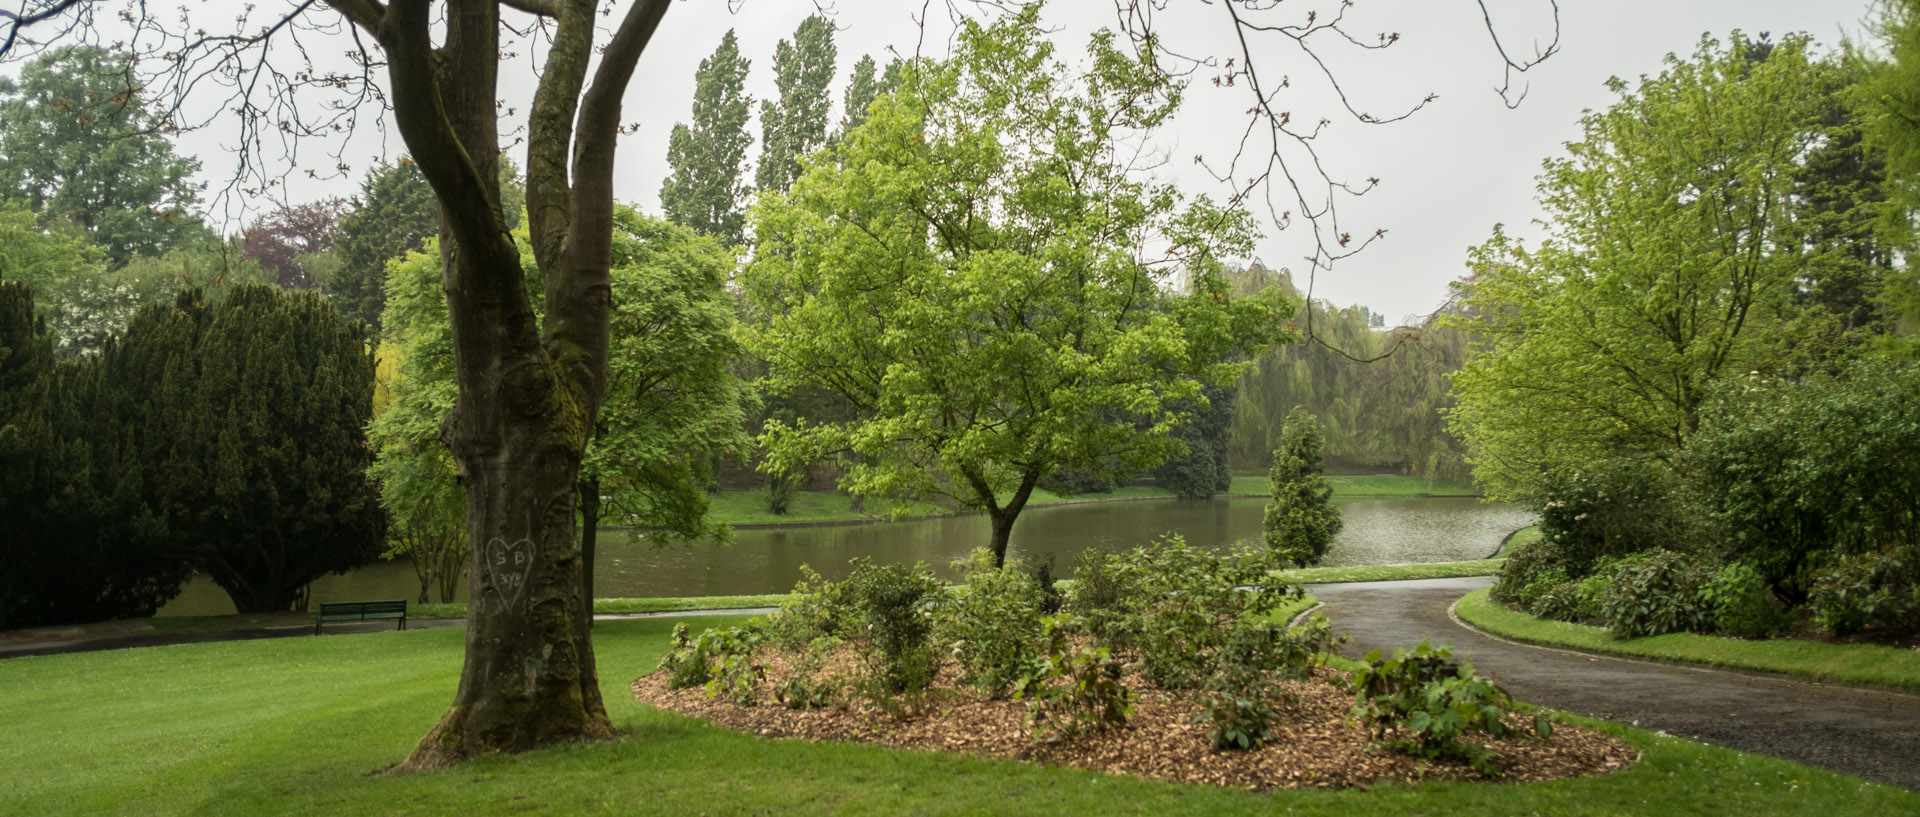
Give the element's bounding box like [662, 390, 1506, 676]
[342, 0, 670, 770]
[400, 366, 611, 767]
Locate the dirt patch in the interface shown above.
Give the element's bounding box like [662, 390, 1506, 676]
[631, 649, 1637, 791]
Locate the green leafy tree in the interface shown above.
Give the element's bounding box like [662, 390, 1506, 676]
[1263, 407, 1342, 566]
[0, 281, 189, 628]
[366, 248, 467, 604]
[328, 157, 526, 338]
[328, 160, 437, 335]
[0, 203, 102, 294]
[755, 15, 836, 195]
[1858, 0, 1920, 234]
[1152, 383, 1238, 500]
[0, 46, 211, 266]
[579, 209, 752, 598]
[125, 285, 384, 613]
[1448, 35, 1832, 499]
[371, 208, 750, 605]
[743, 11, 1291, 566]
[660, 30, 754, 246]
[1852, 1, 1920, 350]
[1222, 261, 1470, 483]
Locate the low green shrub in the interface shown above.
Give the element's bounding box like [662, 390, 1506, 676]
[939, 549, 1047, 700]
[844, 559, 945, 693]
[1530, 562, 1619, 623]
[1528, 581, 1586, 622]
[662, 623, 712, 689]
[773, 635, 842, 710]
[1490, 539, 1566, 607]
[1198, 613, 1343, 750]
[1810, 546, 1920, 637]
[1346, 640, 1551, 777]
[1600, 549, 1712, 639]
[1031, 556, 1064, 615]
[1065, 547, 1139, 652]
[701, 620, 770, 705]
[1065, 536, 1300, 690]
[773, 564, 859, 650]
[1532, 460, 1696, 575]
[1015, 615, 1132, 741]
[1699, 560, 1789, 639]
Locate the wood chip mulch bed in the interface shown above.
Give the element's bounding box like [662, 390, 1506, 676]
[631, 650, 1639, 791]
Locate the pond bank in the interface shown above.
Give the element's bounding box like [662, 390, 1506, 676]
[700, 474, 1480, 530]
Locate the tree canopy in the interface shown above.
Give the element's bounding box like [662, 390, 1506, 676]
[755, 15, 836, 195]
[660, 30, 754, 246]
[1447, 34, 1837, 499]
[0, 45, 211, 266]
[126, 285, 385, 613]
[370, 206, 750, 603]
[743, 10, 1291, 564]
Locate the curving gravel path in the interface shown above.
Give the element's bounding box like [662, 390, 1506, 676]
[1311, 576, 1920, 790]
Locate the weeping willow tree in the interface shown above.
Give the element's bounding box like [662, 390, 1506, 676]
[1225, 262, 1470, 482]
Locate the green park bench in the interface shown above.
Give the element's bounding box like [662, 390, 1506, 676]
[314, 600, 408, 635]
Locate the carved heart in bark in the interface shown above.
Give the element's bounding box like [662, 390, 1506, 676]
[485, 537, 536, 609]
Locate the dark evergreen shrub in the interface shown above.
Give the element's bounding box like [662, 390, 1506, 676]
[1600, 549, 1713, 639]
[1809, 546, 1920, 637]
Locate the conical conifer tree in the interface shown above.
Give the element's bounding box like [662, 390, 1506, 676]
[1263, 406, 1343, 566]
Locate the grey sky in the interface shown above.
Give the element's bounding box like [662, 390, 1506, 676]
[138, 0, 1877, 324]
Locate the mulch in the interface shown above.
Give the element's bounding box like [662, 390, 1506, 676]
[631, 649, 1639, 791]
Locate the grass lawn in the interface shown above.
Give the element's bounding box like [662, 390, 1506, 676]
[2, 616, 1912, 816]
[411, 594, 795, 621]
[1455, 589, 1920, 693]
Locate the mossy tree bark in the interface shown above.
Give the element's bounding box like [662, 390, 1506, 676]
[324, 0, 671, 769]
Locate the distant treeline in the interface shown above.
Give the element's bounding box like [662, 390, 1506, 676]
[1223, 262, 1469, 482]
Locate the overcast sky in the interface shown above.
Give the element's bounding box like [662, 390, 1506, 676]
[620, 0, 1879, 324]
[147, 0, 1881, 325]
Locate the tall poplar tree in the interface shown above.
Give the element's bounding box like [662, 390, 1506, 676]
[660, 30, 753, 246]
[756, 15, 836, 195]
[835, 54, 903, 140]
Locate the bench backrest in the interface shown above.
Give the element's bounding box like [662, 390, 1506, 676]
[319, 600, 407, 615]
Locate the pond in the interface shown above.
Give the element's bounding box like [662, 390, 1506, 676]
[157, 495, 1534, 616]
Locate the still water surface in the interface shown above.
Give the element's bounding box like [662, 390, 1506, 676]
[158, 495, 1532, 616]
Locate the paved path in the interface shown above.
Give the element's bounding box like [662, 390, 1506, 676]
[1311, 577, 1920, 790]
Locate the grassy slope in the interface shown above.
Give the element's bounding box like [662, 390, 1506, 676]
[1456, 589, 1920, 693]
[2, 617, 1912, 816]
